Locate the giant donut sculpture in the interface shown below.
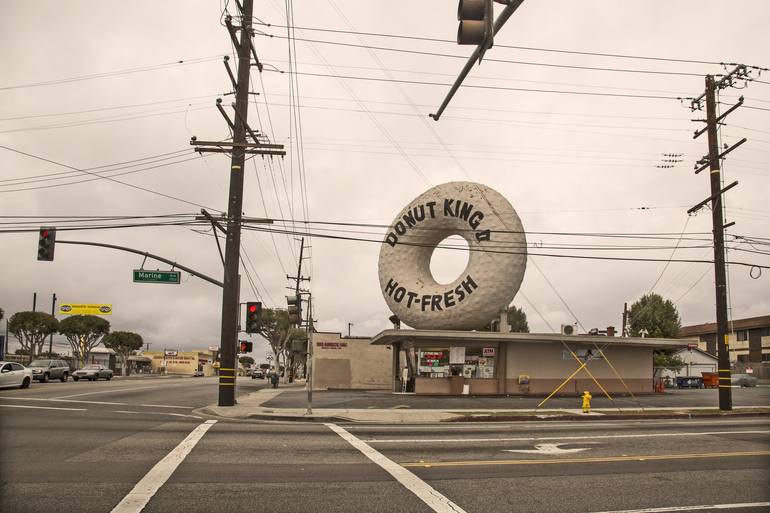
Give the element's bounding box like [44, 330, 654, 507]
[378, 181, 527, 330]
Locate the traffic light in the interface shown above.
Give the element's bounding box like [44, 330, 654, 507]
[457, 0, 494, 46]
[239, 340, 253, 353]
[37, 227, 56, 261]
[245, 301, 261, 333]
[286, 295, 301, 325]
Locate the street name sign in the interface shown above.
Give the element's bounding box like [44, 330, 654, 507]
[133, 270, 181, 284]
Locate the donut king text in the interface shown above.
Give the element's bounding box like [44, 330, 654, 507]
[384, 275, 478, 312]
[384, 199, 491, 247]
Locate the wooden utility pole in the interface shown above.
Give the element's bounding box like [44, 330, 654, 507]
[193, 0, 285, 406]
[689, 65, 748, 411]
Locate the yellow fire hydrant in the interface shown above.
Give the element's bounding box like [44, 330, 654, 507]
[581, 391, 592, 413]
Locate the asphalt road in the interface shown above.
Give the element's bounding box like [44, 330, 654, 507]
[2, 378, 769, 513]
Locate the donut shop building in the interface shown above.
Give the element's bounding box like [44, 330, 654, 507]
[371, 329, 689, 396]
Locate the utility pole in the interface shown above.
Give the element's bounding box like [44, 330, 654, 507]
[348, 322, 353, 337]
[193, 0, 284, 407]
[32, 292, 37, 313]
[48, 293, 57, 355]
[622, 302, 628, 337]
[689, 65, 749, 411]
[305, 292, 314, 415]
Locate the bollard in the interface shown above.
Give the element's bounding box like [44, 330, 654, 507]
[581, 390, 592, 413]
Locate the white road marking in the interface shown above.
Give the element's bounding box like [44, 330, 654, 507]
[504, 442, 594, 455]
[326, 423, 467, 513]
[0, 397, 190, 408]
[0, 404, 86, 412]
[55, 385, 171, 399]
[138, 404, 191, 409]
[110, 419, 217, 513]
[0, 397, 124, 406]
[365, 429, 770, 444]
[588, 501, 770, 513]
[113, 411, 202, 419]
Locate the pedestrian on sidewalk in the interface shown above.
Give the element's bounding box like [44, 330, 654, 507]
[270, 371, 279, 388]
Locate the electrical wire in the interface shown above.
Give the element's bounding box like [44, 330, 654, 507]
[0, 144, 221, 212]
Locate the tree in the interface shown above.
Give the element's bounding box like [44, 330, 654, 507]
[239, 356, 255, 367]
[0, 307, 4, 322]
[257, 308, 308, 382]
[481, 305, 529, 333]
[103, 331, 143, 376]
[8, 311, 59, 357]
[59, 315, 110, 367]
[628, 293, 681, 338]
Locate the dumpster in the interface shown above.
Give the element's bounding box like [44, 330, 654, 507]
[701, 372, 718, 388]
[676, 376, 704, 389]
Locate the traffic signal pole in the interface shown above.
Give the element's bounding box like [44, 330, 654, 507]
[217, 0, 254, 407]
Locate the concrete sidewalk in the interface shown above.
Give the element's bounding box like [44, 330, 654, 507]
[198, 385, 770, 424]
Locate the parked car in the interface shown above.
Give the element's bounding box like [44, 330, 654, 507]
[731, 373, 758, 387]
[72, 364, 113, 381]
[193, 370, 204, 377]
[28, 359, 71, 382]
[251, 370, 264, 379]
[0, 361, 33, 389]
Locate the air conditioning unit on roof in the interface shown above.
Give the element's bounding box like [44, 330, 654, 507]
[561, 324, 575, 335]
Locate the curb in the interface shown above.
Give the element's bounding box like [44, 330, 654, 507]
[448, 411, 770, 422]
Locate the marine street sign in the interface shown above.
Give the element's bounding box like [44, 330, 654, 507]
[133, 270, 181, 284]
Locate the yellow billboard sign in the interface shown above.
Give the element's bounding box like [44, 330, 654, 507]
[59, 303, 113, 315]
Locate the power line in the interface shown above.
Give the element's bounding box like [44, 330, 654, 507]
[255, 33, 709, 78]
[0, 144, 220, 211]
[253, 20, 729, 67]
[263, 68, 686, 101]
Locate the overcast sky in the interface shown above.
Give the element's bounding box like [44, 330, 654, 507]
[1, 1, 768, 363]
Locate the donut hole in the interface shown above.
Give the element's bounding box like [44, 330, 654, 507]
[429, 235, 470, 285]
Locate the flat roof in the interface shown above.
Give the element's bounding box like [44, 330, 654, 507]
[370, 329, 691, 349]
[679, 314, 770, 337]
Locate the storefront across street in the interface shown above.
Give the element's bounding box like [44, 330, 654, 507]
[371, 329, 691, 396]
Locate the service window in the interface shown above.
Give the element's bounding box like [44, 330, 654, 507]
[418, 349, 450, 378]
[463, 347, 495, 378]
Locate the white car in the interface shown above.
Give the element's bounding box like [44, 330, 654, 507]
[0, 361, 33, 389]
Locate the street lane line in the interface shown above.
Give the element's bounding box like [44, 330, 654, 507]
[0, 404, 87, 411]
[55, 384, 177, 399]
[113, 411, 202, 419]
[401, 450, 770, 468]
[110, 419, 217, 513]
[0, 397, 125, 406]
[588, 501, 770, 512]
[0, 397, 190, 408]
[326, 423, 467, 513]
[365, 429, 770, 444]
[138, 404, 191, 409]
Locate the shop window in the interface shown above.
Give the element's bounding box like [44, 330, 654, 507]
[418, 349, 450, 378]
[736, 354, 749, 363]
[462, 347, 495, 379]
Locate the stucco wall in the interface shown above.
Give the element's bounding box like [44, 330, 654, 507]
[505, 341, 653, 395]
[312, 332, 391, 389]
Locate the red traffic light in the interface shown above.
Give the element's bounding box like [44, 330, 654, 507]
[248, 304, 257, 313]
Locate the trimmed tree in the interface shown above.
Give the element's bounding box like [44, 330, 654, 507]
[103, 331, 143, 376]
[239, 356, 255, 367]
[8, 311, 59, 357]
[481, 305, 530, 333]
[59, 315, 110, 367]
[628, 293, 681, 338]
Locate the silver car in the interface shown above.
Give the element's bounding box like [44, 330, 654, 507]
[731, 373, 758, 387]
[72, 364, 113, 381]
[0, 361, 33, 389]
